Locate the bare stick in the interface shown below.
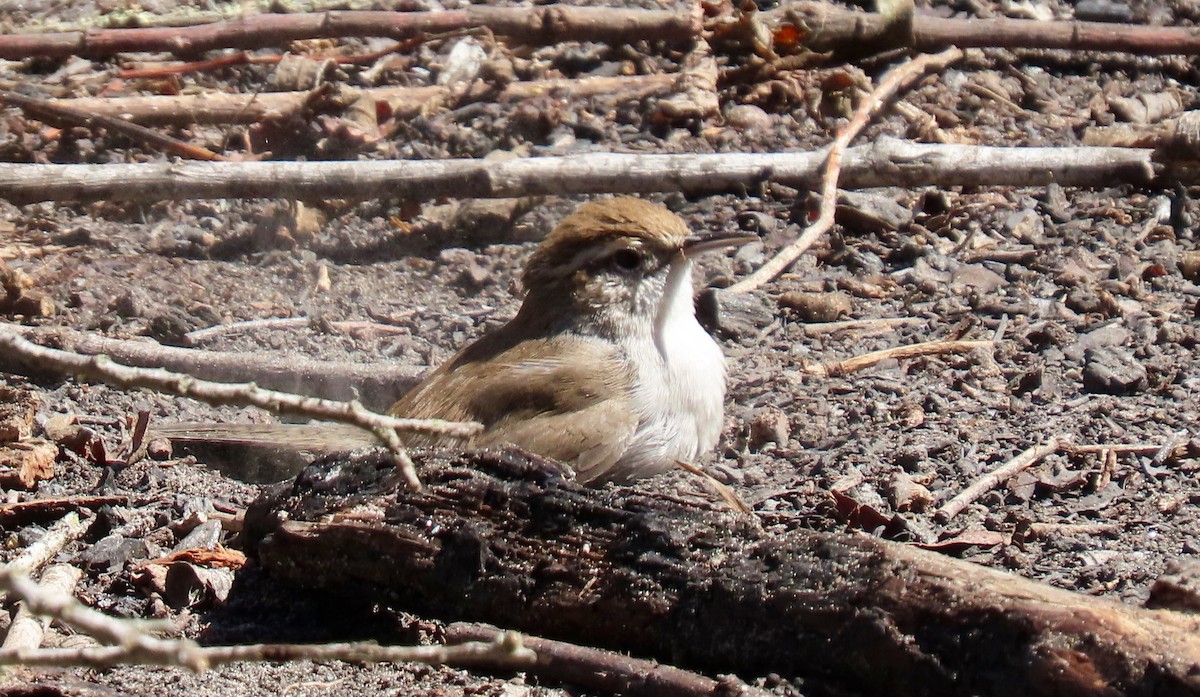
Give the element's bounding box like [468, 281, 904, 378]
[0, 90, 224, 162]
[1068, 442, 1190, 457]
[9, 3, 1200, 59]
[801, 317, 926, 336]
[2, 564, 83, 652]
[805, 339, 994, 378]
[1, 326, 422, 408]
[0, 139, 1159, 206]
[0, 6, 699, 60]
[937, 439, 1065, 521]
[0, 567, 534, 671]
[0, 326, 483, 490]
[770, 3, 1200, 56]
[1023, 522, 1121, 539]
[48, 75, 679, 127]
[445, 622, 768, 697]
[727, 47, 963, 294]
[5, 512, 90, 578]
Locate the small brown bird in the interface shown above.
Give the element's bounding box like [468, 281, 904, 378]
[157, 198, 755, 484]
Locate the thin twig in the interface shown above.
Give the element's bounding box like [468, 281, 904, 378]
[0, 326, 483, 490]
[937, 439, 1066, 521]
[0, 566, 534, 671]
[1067, 442, 1190, 457]
[805, 339, 994, 378]
[0, 90, 224, 162]
[47, 74, 680, 127]
[727, 47, 964, 293]
[801, 316, 925, 337]
[2, 325, 422, 407]
[445, 622, 769, 697]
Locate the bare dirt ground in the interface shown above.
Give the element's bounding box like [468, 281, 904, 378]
[2, 0, 1200, 695]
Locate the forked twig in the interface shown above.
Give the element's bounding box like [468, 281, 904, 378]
[937, 439, 1066, 521]
[728, 46, 964, 293]
[0, 326, 483, 490]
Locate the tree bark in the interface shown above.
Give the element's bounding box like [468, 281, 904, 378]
[244, 449, 1200, 697]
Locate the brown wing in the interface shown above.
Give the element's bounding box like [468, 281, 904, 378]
[390, 329, 637, 483]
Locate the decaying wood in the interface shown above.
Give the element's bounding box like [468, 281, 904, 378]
[244, 449, 1200, 697]
[0, 139, 1160, 205]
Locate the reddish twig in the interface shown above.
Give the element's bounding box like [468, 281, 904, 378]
[771, 3, 1200, 56]
[0, 496, 125, 527]
[0, 6, 699, 60]
[0, 90, 224, 162]
[444, 623, 768, 697]
[117, 28, 479, 79]
[727, 46, 963, 293]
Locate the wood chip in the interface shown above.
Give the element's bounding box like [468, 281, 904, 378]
[0, 383, 39, 443]
[0, 439, 56, 489]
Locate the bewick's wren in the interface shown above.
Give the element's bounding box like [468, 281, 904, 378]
[157, 198, 755, 484]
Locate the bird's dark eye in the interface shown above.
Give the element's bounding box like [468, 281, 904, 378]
[610, 248, 643, 272]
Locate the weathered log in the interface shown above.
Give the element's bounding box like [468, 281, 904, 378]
[243, 449, 1200, 697]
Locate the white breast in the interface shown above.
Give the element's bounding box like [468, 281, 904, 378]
[617, 257, 726, 477]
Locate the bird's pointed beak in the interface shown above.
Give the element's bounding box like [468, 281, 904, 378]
[682, 230, 761, 257]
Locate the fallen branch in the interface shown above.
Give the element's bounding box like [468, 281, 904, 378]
[936, 438, 1065, 521]
[43, 74, 680, 127]
[0, 566, 535, 671]
[243, 449, 1200, 696]
[0, 6, 699, 60]
[0, 325, 483, 490]
[7, 3, 1200, 60]
[769, 2, 1200, 56]
[0, 140, 1161, 205]
[803, 338, 994, 378]
[727, 47, 963, 293]
[1, 326, 421, 410]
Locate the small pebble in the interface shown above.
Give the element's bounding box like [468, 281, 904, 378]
[1082, 346, 1148, 394]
